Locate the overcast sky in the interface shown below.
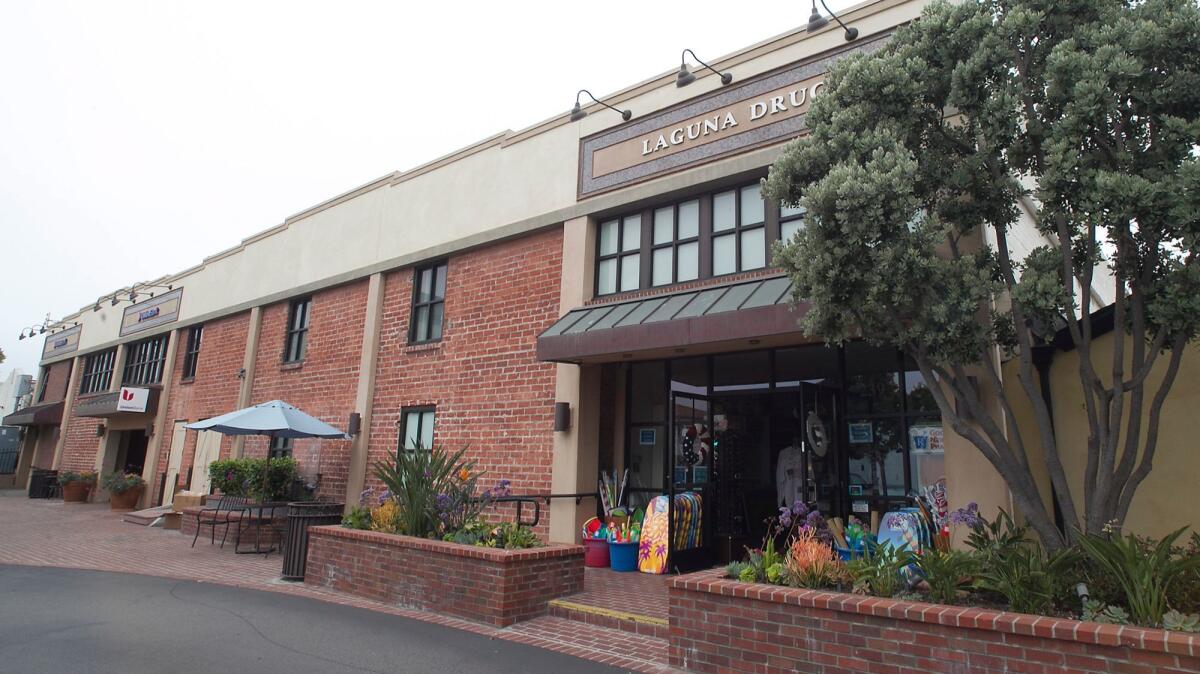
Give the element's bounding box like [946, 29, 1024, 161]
[0, 0, 855, 381]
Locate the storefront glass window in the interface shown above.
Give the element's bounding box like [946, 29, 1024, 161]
[670, 357, 707, 395]
[712, 351, 770, 392]
[846, 416, 906, 497]
[630, 362, 666, 423]
[845, 343, 902, 415]
[774, 344, 839, 389]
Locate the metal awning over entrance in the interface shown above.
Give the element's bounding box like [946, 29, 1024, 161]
[537, 275, 809, 363]
[1, 401, 64, 427]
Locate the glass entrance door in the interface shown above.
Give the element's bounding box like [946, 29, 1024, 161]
[668, 392, 713, 571]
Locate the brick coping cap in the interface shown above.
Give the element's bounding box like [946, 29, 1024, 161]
[308, 524, 584, 563]
[671, 568, 1199, 658]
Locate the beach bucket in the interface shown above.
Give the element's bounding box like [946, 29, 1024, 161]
[609, 541, 639, 572]
[583, 537, 610, 568]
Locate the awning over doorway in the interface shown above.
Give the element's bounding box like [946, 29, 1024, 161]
[75, 387, 161, 418]
[537, 275, 809, 363]
[1, 401, 64, 427]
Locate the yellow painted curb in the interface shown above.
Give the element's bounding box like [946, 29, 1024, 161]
[549, 599, 669, 626]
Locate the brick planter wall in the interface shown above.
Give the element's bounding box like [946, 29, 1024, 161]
[670, 569, 1200, 674]
[179, 506, 286, 550]
[305, 525, 584, 626]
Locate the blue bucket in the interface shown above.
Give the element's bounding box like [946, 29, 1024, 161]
[609, 541, 639, 572]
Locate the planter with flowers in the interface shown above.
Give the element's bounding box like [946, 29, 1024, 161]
[305, 446, 583, 626]
[671, 498, 1200, 674]
[102, 472, 146, 510]
[58, 471, 97, 503]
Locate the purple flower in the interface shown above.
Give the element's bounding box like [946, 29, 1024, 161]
[948, 502, 982, 529]
[778, 506, 793, 528]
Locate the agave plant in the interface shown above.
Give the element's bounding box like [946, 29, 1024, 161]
[372, 445, 476, 539]
[1076, 527, 1200, 627]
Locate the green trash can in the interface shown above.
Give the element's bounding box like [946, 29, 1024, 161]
[281, 501, 344, 581]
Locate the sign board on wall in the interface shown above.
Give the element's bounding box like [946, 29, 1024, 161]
[120, 288, 184, 337]
[577, 34, 888, 199]
[116, 387, 150, 413]
[41, 324, 82, 359]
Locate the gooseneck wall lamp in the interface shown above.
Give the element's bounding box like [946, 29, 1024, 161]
[676, 49, 733, 88]
[807, 0, 859, 42]
[92, 282, 174, 312]
[18, 316, 76, 340]
[569, 90, 632, 123]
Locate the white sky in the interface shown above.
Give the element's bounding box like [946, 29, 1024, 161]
[0, 0, 855, 381]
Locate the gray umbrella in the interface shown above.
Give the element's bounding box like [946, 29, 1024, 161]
[186, 400, 349, 500]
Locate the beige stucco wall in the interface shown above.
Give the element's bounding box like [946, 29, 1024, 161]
[45, 0, 932, 363]
[1001, 336, 1200, 540]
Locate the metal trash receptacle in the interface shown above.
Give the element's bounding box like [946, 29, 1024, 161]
[28, 469, 58, 499]
[280, 501, 344, 581]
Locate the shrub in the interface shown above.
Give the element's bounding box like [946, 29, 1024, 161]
[208, 457, 297, 501]
[973, 544, 1076, 615]
[101, 472, 145, 494]
[915, 548, 976, 605]
[1077, 527, 1200, 628]
[847, 541, 915, 598]
[442, 519, 540, 549]
[785, 527, 843, 589]
[342, 505, 372, 530]
[57, 471, 97, 486]
[373, 446, 473, 538]
[370, 500, 403, 534]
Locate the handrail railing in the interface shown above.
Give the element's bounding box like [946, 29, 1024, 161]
[487, 492, 599, 528]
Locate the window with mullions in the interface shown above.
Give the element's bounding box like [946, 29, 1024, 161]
[651, 200, 700, 286]
[284, 298, 311, 363]
[712, 185, 767, 276]
[122, 334, 169, 386]
[409, 262, 447, 343]
[182, 325, 203, 380]
[79, 349, 117, 395]
[779, 202, 806, 243]
[398, 406, 435, 452]
[596, 215, 641, 295]
[268, 436, 293, 458]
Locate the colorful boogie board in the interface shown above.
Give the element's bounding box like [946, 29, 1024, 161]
[638, 492, 704, 574]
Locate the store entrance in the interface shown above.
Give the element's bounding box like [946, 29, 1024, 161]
[706, 382, 841, 565]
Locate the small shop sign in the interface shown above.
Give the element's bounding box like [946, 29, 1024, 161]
[639, 428, 657, 446]
[120, 288, 183, 337]
[116, 386, 150, 413]
[42, 324, 81, 359]
[848, 422, 874, 444]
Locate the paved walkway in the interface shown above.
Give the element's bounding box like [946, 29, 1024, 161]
[0, 494, 678, 673]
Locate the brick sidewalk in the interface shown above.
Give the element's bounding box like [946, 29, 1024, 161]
[0, 494, 677, 673]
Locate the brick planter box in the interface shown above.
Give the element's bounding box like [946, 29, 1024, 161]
[670, 569, 1200, 674]
[305, 525, 585, 626]
[179, 506, 286, 550]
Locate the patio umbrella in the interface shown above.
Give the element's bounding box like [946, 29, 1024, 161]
[186, 400, 350, 500]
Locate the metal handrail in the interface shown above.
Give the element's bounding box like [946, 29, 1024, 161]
[486, 492, 600, 528]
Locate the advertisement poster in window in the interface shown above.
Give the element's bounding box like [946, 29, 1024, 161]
[848, 421, 873, 444]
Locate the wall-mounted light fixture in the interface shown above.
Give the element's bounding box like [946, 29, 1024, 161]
[569, 90, 632, 123]
[347, 412, 361, 436]
[95, 424, 105, 437]
[17, 315, 67, 340]
[553, 402, 572, 432]
[676, 49, 733, 88]
[807, 0, 859, 41]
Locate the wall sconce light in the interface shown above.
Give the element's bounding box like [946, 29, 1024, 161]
[807, 0, 858, 41]
[96, 424, 105, 437]
[569, 90, 632, 122]
[676, 49, 733, 88]
[347, 412, 361, 436]
[553, 402, 572, 432]
[236, 368, 247, 380]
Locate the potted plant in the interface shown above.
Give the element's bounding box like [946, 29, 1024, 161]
[102, 472, 146, 510]
[58, 471, 97, 503]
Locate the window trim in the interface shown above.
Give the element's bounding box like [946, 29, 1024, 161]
[594, 178, 782, 297]
[397, 405, 436, 453]
[408, 262, 448, 344]
[182, 324, 203, 380]
[122, 334, 169, 386]
[284, 298, 312, 363]
[268, 436, 293, 459]
[79, 348, 117, 395]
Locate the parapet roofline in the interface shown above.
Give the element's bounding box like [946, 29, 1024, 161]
[54, 0, 901, 321]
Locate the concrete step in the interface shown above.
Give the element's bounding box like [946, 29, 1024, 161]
[547, 597, 670, 640]
[122, 505, 172, 526]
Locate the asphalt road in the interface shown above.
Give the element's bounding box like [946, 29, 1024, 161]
[0, 565, 627, 674]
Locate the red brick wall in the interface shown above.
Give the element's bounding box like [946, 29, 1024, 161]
[151, 312, 251, 503]
[305, 525, 584, 626]
[59, 397, 102, 472]
[669, 570, 1200, 674]
[245, 280, 367, 501]
[38, 360, 72, 403]
[365, 228, 563, 537]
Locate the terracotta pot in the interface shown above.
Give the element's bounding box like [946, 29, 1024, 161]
[62, 481, 93, 503]
[109, 485, 144, 510]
